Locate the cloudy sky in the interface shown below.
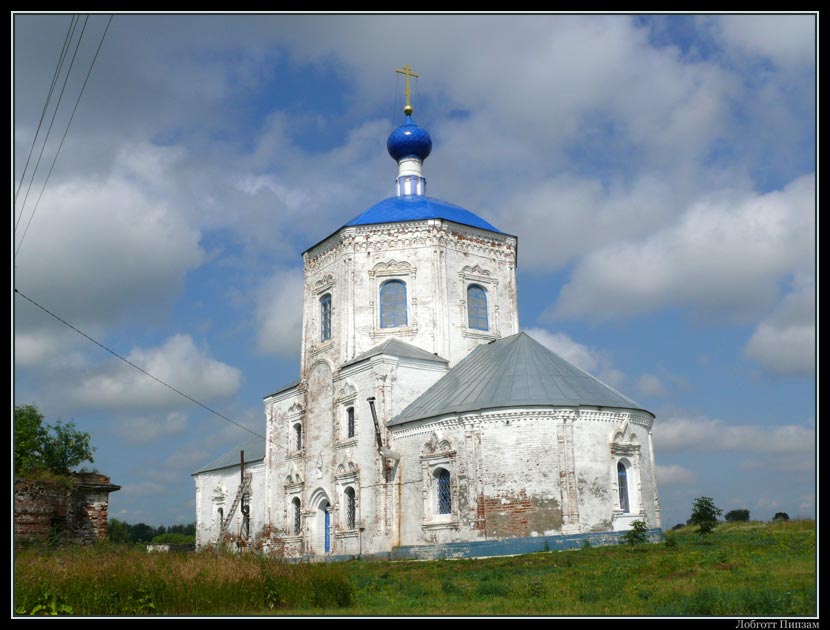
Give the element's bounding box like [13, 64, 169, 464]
[13, 13, 816, 529]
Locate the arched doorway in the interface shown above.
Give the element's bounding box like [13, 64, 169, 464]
[309, 488, 332, 555]
[321, 501, 331, 553]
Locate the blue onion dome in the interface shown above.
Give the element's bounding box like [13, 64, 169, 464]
[387, 115, 432, 162]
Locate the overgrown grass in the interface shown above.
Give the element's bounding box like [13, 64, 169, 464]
[14, 519, 816, 616]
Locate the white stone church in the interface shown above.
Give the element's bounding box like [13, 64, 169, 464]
[193, 81, 661, 559]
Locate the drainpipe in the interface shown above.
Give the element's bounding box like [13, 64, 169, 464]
[366, 397, 384, 451]
[367, 397, 401, 475]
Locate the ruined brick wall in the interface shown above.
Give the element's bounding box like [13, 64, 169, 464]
[14, 474, 120, 545]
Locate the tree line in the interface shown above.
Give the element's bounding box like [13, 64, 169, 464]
[107, 520, 196, 545]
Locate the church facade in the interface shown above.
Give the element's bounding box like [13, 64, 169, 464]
[193, 83, 661, 559]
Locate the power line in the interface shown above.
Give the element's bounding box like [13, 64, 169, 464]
[14, 14, 78, 215]
[14, 287, 421, 482]
[16, 15, 114, 259]
[14, 15, 88, 231]
[14, 288, 265, 441]
[13, 288, 430, 486]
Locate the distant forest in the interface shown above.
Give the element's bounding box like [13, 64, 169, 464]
[107, 519, 195, 544]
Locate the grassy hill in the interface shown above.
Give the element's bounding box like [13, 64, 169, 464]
[14, 519, 816, 616]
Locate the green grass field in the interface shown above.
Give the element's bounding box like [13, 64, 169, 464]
[14, 519, 816, 616]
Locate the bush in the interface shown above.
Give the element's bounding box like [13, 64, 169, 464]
[622, 520, 649, 546]
[725, 509, 750, 522]
[689, 496, 722, 539]
[772, 512, 790, 521]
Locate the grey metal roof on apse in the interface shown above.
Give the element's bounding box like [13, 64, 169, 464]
[388, 332, 649, 426]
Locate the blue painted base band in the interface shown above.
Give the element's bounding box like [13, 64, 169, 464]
[303, 528, 663, 563]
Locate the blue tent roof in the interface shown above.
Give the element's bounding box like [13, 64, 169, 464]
[344, 195, 502, 233]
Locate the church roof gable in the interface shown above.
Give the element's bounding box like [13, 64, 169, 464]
[342, 338, 448, 369]
[388, 332, 649, 426]
[192, 436, 265, 476]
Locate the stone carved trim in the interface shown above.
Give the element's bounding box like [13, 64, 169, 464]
[287, 401, 305, 417]
[335, 381, 357, 403]
[459, 264, 492, 278]
[369, 259, 416, 278]
[314, 273, 336, 294]
[212, 486, 227, 504]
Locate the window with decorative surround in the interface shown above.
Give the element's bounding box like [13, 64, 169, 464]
[335, 383, 358, 446]
[420, 433, 458, 529]
[369, 260, 417, 337]
[334, 463, 360, 543]
[610, 419, 642, 517]
[459, 265, 498, 339]
[311, 274, 335, 353]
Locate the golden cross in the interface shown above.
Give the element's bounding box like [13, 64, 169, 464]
[395, 64, 419, 116]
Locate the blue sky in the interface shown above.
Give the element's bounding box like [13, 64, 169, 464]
[13, 13, 816, 529]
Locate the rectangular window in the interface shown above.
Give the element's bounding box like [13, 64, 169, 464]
[320, 294, 332, 341]
[347, 407, 355, 438]
[380, 279, 407, 328]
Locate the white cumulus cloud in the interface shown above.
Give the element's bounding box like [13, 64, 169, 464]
[112, 411, 189, 445]
[656, 464, 696, 485]
[744, 274, 815, 375]
[713, 14, 816, 67]
[72, 334, 242, 410]
[636, 374, 668, 398]
[549, 174, 815, 323]
[255, 268, 304, 358]
[655, 415, 814, 457]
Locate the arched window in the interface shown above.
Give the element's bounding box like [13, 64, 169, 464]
[320, 294, 332, 341]
[292, 497, 302, 535]
[344, 487, 356, 530]
[436, 468, 451, 515]
[380, 279, 407, 328]
[618, 462, 630, 513]
[467, 284, 488, 331]
[216, 507, 224, 539]
[293, 423, 303, 451]
[347, 406, 355, 439]
[241, 501, 250, 540]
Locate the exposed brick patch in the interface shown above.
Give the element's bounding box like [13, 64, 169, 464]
[475, 490, 563, 538]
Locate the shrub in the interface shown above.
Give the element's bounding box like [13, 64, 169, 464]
[772, 512, 790, 521]
[622, 520, 649, 546]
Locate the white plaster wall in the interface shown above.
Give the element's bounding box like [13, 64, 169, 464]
[193, 460, 266, 549]
[390, 407, 660, 548]
[302, 220, 518, 370]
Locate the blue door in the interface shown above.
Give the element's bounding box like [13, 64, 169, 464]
[324, 508, 331, 552]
